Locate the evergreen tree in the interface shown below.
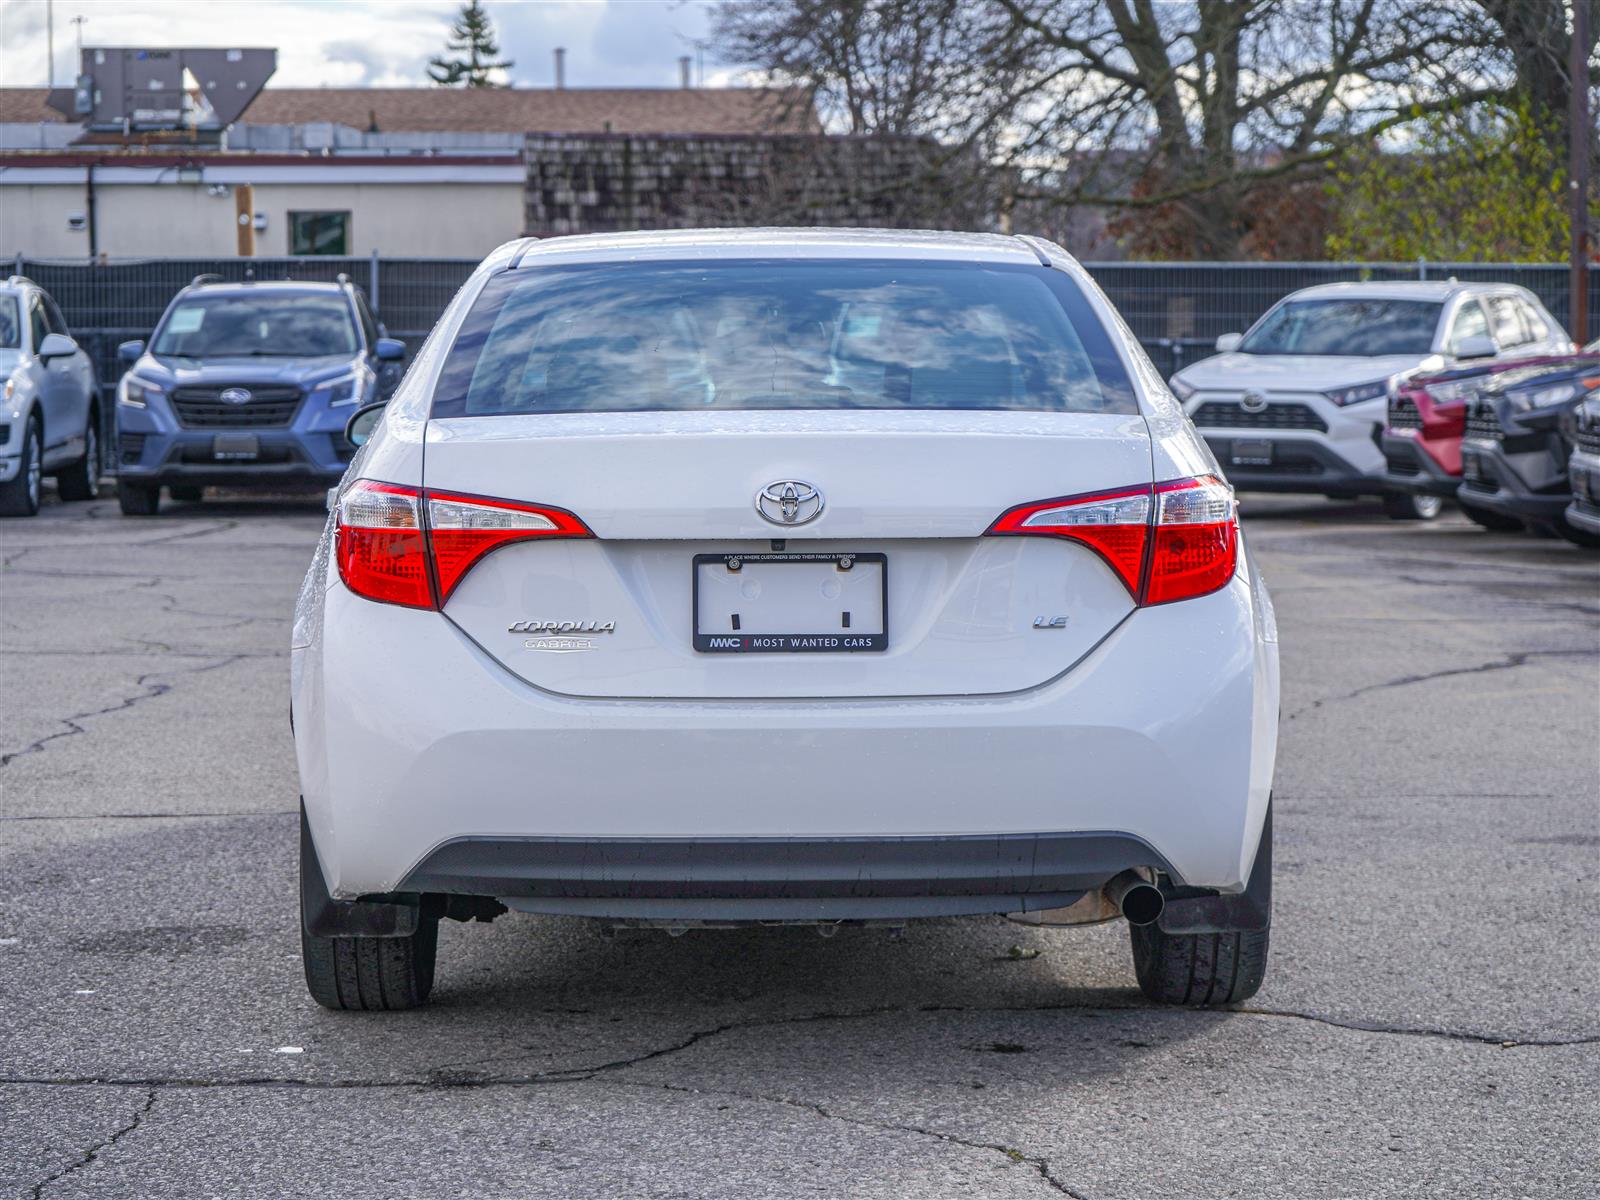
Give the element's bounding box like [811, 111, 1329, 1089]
[428, 1, 514, 88]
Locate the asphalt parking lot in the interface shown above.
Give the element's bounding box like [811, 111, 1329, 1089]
[1, 489, 1596, 1199]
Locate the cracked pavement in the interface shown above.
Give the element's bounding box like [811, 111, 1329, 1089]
[1, 491, 1596, 1198]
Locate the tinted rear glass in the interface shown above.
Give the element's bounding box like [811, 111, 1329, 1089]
[1241, 299, 1443, 356]
[152, 292, 358, 358]
[431, 260, 1136, 417]
[0, 295, 18, 349]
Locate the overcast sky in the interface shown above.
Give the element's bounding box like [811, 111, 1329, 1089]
[0, 0, 746, 91]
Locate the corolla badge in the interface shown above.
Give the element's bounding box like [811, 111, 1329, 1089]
[509, 619, 615, 653]
[756, 480, 824, 526]
[219, 387, 253, 405]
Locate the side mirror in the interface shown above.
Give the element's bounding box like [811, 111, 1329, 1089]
[118, 339, 146, 364]
[375, 337, 407, 362]
[344, 401, 388, 448]
[1454, 333, 1496, 360]
[1215, 332, 1243, 353]
[38, 332, 78, 361]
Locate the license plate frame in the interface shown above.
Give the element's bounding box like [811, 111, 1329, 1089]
[212, 432, 260, 461]
[692, 552, 888, 653]
[1230, 438, 1274, 466]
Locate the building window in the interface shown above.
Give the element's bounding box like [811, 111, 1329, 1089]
[289, 211, 351, 255]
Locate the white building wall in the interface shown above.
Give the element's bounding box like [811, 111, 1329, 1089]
[2, 178, 524, 258]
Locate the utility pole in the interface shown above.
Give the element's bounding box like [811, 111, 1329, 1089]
[1571, 0, 1592, 343]
[72, 14, 86, 54]
[46, 0, 54, 87]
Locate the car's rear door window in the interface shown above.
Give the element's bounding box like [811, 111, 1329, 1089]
[431, 260, 1136, 417]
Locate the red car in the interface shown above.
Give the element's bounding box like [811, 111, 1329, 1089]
[1382, 352, 1589, 529]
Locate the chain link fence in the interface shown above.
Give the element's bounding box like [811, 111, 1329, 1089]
[12, 253, 1598, 458]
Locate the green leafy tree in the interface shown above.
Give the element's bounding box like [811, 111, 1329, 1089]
[1325, 100, 1586, 262]
[428, 1, 514, 88]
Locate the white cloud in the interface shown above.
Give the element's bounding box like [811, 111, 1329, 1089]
[0, 0, 734, 90]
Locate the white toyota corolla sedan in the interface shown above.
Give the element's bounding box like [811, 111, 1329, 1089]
[291, 229, 1279, 1011]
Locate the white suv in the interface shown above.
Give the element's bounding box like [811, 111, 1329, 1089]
[291, 230, 1280, 1010]
[0, 276, 102, 516]
[1169, 281, 1569, 518]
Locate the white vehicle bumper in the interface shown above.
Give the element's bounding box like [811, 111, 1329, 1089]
[294, 561, 1278, 914]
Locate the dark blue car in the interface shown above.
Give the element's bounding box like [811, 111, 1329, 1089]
[112, 275, 405, 514]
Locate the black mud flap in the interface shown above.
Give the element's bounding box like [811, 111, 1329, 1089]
[1155, 803, 1272, 935]
[300, 803, 420, 938]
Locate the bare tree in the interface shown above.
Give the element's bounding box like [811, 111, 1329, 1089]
[715, 0, 1531, 257]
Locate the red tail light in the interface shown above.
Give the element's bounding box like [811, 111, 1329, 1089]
[988, 475, 1237, 606]
[336, 480, 592, 609]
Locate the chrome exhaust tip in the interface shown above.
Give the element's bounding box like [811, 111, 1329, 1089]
[1104, 869, 1165, 927]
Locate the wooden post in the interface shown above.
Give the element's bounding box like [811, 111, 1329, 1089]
[235, 183, 256, 257]
[1570, 0, 1591, 343]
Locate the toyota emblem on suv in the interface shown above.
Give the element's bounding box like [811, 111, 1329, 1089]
[1240, 390, 1268, 413]
[219, 387, 253, 405]
[756, 480, 823, 525]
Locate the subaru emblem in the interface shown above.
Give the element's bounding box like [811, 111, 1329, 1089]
[219, 387, 253, 405]
[755, 479, 824, 526]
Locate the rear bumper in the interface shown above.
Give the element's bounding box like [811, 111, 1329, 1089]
[1382, 431, 1460, 496]
[400, 832, 1176, 920]
[294, 557, 1279, 909]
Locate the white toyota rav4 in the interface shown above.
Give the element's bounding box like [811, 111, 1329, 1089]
[291, 230, 1280, 1011]
[1169, 280, 1569, 518]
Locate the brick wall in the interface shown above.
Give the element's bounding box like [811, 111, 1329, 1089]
[524, 133, 993, 234]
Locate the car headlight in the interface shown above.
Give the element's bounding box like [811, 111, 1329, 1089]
[1323, 379, 1391, 407]
[319, 371, 368, 408]
[120, 375, 164, 408]
[1422, 379, 1477, 405]
[1169, 376, 1198, 401]
[1507, 382, 1578, 413]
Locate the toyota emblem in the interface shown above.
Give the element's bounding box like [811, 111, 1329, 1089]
[219, 387, 253, 405]
[755, 480, 824, 526]
[1240, 390, 1268, 413]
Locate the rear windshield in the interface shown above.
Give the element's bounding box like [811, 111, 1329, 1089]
[430, 260, 1136, 417]
[152, 292, 359, 359]
[1240, 298, 1442, 356]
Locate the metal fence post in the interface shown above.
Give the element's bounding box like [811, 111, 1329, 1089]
[370, 249, 381, 315]
[1417, 257, 1427, 281]
[11, 252, 20, 278]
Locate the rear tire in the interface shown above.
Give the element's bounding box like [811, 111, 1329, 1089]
[0, 415, 42, 517]
[1381, 491, 1442, 520]
[168, 484, 204, 503]
[1130, 924, 1270, 1006]
[1458, 501, 1523, 532]
[56, 408, 101, 501]
[117, 479, 161, 516]
[300, 823, 438, 1012]
[301, 919, 439, 1012]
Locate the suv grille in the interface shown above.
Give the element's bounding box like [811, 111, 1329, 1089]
[1463, 402, 1502, 442]
[170, 385, 302, 428]
[1575, 420, 1600, 456]
[1388, 396, 1422, 431]
[1192, 401, 1327, 432]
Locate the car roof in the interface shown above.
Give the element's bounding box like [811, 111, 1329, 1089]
[183, 280, 350, 296]
[511, 227, 1047, 268]
[1284, 280, 1518, 303]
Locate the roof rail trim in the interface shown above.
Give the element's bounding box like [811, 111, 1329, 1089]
[189, 273, 224, 288]
[1013, 236, 1053, 268]
[507, 238, 541, 270]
